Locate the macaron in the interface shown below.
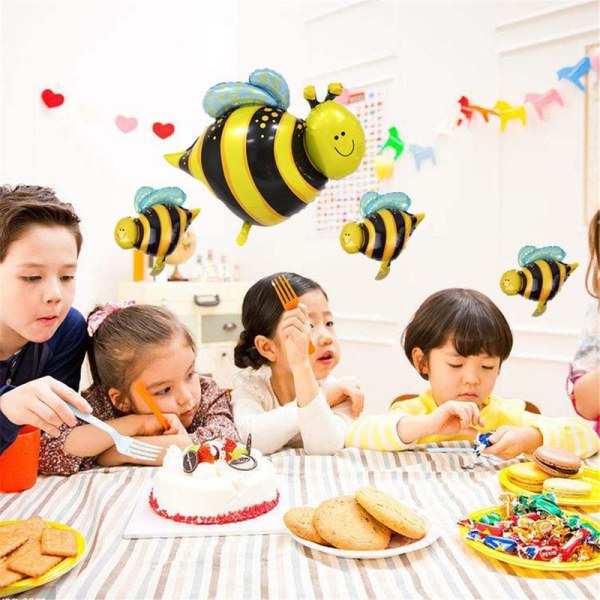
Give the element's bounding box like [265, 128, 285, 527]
[542, 478, 592, 499]
[533, 446, 581, 478]
[506, 462, 549, 492]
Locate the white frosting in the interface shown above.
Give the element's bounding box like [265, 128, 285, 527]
[152, 445, 278, 518]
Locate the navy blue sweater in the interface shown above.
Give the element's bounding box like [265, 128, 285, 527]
[0, 308, 87, 455]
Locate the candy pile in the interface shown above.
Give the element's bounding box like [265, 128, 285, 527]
[182, 435, 256, 473]
[459, 492, 600, 562]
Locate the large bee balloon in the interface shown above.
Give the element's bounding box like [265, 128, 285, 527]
[500, 245, 578, 316]
[165, 68, 365, 245]
[114, 186, 200, 276]
[340, 191, 424, 280]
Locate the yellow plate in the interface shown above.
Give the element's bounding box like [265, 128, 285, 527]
[499, 464, 600, 507]
[0, 520, 86, 598]
[458, 505, 600, 572]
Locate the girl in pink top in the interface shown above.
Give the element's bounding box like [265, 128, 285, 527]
[567, 208, 600, 435]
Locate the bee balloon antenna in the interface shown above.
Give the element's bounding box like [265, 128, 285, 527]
[303, 85, 319, 108]
[324, 83, 343, 102]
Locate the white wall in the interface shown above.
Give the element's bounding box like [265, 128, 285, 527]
[1, 0, 598, 418]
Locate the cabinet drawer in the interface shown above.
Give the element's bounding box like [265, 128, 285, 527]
[201, 314, 242, 344]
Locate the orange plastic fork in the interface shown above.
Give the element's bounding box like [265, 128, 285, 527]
[272, 275, 315, 354]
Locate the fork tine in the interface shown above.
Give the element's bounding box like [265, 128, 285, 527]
[128, 445, 162, 460]
[280, 275, 298, 301]
[272, 277, 291, 306]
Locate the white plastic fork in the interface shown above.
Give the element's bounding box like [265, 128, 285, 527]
[69, 406, 163, 462]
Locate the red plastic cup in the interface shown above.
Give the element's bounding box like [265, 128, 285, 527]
[0, 426, 41, 493]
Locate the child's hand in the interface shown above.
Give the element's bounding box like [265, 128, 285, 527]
[325, 378, 364, 417]
[484, 425, 543, 459]
[280, 304, 312, 368]
[0, 376, 92, 437]
[428, 401, 483, 436]
[132, 414, 187, 437]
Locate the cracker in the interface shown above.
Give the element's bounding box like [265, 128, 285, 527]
[313, 496, 391, 551]
[41, 528, 78, 558]
[356, 486, 427, 540]
[0, 517, 48, 541]
[0, 557, 26, 588]
[0, 530, 29, 559]
[283, 507, 329, 546]
[6, 539, 61, 578]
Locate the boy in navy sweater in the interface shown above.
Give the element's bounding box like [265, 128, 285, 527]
[0, 185, 92, 455]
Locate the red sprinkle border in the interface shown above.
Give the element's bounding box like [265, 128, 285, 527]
[149, 489, 280, 525]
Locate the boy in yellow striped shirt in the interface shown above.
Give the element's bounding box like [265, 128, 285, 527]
[346, 289, 599, 459]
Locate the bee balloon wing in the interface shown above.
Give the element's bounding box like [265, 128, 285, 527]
[360, 191, 411, 218]
[134, 186, 187, 213]
[203, 70, 289, 120]
[518, 244, 566, 267]
[248, 69, 290, 110]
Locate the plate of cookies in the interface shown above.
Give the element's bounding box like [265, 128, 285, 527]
[283, 486, 440, 559]
[498, 446, 600, 506]
[0, 517, 85, 598]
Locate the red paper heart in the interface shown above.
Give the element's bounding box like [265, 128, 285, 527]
[41, 89, 64, 108]
[152, 122, 175, 139]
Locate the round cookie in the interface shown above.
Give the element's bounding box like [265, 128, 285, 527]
[506, 462, 549, 492]
[283, 507, 329, 545]
[533, 446, 581, 477]
[312, 496, 391, 551]
[355, 487, 426, 540]
[542, 478, 592, 499]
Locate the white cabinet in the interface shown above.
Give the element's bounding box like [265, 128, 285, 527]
[117, 282, 251, 388]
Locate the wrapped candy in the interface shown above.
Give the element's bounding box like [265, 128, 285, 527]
[459, 492, 600, 563]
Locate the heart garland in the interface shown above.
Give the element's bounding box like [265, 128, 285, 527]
[41, 89, 64, 108]
[40, 89, 175, 139]
[115, 115, 138, 133]
[152, 122, 175, 139]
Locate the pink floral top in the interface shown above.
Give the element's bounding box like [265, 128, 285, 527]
[39, 376, 239, 475]
[567, 303, 599, 436]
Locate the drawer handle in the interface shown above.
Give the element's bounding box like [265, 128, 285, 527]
[222, 322, 237, 332]
[194, 294, 220, 307]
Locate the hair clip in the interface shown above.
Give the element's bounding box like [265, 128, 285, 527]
[87, 300, 136, 336]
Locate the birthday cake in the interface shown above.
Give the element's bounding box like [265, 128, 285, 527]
[149, 436, 279, 525]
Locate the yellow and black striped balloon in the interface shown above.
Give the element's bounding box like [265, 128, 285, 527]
[115, 203, 200, 276]
[500, 260, 578, 316]
[340, 209, 425, 280]
[167, 106, 327, 233]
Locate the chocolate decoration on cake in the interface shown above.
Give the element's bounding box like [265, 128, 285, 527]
[228, 454, 258, 471]
[246, 434, 252, 454]
[183, 450, 199, 473]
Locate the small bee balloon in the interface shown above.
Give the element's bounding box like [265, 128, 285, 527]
[114, 186, 200, 276]
[500, 245, 578, 316]
[340, 191, 425, 280]
[165, 68, 365, 245]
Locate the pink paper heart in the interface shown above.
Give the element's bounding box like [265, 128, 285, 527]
[115, 115, 138, 133]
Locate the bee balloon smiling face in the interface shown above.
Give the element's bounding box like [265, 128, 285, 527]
[303, 84, 365, 179]
[165, 69, 365, 246]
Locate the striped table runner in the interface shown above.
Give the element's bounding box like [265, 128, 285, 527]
[1, 447, 598, 599]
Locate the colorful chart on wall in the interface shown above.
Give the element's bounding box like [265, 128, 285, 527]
[313, 87, 386, 237]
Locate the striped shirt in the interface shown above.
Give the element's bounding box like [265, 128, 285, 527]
[345, 390, 600, 458]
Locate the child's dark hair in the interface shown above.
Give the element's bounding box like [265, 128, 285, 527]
[234, 272, 326, 369]
[85, 304, 196, 408]
[402, 288, 513, 380]
[0, 184, 82, 262]
[585, 208, 599, 300]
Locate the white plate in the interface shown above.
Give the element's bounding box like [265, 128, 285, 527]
[288, 508, 440, 560]
[123, 480, 289, 539]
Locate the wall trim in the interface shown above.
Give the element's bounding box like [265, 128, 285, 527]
[308, 53, 398, 84]
[513, 325, 579, 338]
[495, 0, 598, 31]
[496, 25, 599, 55]
[304, 0, 372, 24]
[510, 351, 572, 364]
